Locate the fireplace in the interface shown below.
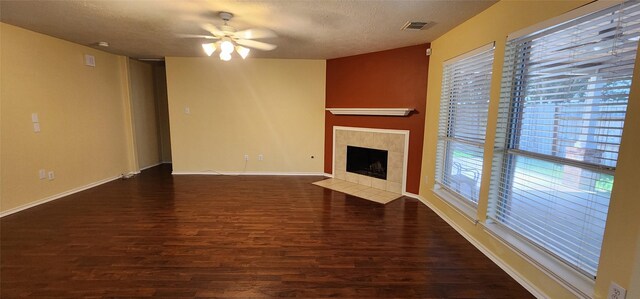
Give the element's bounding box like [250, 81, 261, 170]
[333, 126, 409, 194]
[346, 146, 388, 180]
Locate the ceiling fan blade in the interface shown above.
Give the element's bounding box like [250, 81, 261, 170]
[235, 39, 277, 51]
[233, 28, 277, 40]
[177, 34, 218, 40]
[201, 23, 225, 37]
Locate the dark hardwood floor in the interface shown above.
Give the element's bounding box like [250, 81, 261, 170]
[1, 165, 533, 298]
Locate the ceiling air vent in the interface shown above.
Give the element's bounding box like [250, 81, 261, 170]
[401, 21, 429, 31]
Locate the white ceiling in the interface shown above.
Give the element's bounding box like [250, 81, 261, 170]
[0, 0, 497, 60]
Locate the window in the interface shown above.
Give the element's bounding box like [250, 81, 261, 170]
[436, 43, 494, 205]
[490, 1, 640, 278]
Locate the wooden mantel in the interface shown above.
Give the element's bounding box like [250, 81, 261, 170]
[326, 108, 414, 116]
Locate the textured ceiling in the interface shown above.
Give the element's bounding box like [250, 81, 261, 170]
[0, 0, 497, 60]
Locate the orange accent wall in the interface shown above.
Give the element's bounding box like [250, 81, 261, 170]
[325, 44, 429, 194]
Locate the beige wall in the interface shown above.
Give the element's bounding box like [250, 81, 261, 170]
[420, 1, 640, 298]
[129, 59, 161, 169]
[1, 23, 136, 213]
[165, 57, 325, 174]
[0, 22, 4, 208]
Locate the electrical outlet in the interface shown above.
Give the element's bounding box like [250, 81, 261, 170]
[47, 171, 55, 181]
[38, 169, 46, 180]
[608, 282, 626, 299]
[258, 154, 263, 161]
[33, 123, 41, 133]
[244, 154, 249, 161]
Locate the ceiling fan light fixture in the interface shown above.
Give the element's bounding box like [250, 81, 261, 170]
[236, 46, 250, 59]
[219, 51, 232, 61]
[202, 43, 216, 56]
[193, 11, 276, 61]
[220, 39, 234, 54]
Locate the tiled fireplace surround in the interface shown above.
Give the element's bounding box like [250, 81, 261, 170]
[332, 126, 409, 194]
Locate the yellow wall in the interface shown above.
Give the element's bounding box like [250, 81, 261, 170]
[420, 0, 640, 298]
[165, 57, 325, 174]
[129, 59, 161, 169]
[0, 23, 136, 213]
[598, 43, 640, 298]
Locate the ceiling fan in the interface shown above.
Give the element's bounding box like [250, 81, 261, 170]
[185, 11, 277, 61]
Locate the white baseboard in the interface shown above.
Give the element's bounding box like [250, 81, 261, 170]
[172, 171, 326, 176]
[139, 162, 163, 171]
[403, 191, 420, 199]
[0, 175, 122, 218]
[413, 194, 547, 299]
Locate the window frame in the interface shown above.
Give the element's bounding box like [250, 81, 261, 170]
[434, 42, 495, 216]
[486, 0, 639, 295]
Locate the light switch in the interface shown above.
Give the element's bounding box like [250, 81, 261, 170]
[31, 113, 39, 123]
[39, 169, 46, 180]
[184, 107, 191, 114]
[84, 54, 96, 67]
[33, 123, 41, 133]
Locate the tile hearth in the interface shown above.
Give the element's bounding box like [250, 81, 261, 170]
[313, 178, 402, 204]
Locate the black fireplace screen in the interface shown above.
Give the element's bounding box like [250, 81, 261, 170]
[346, 146, 388, 180]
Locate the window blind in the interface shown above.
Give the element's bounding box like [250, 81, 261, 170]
[436, 43, 494, 204]
[490, 1, 640, 277]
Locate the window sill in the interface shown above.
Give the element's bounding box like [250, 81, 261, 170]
[432, 185, 478, 224]
[482, 223, 595, 298]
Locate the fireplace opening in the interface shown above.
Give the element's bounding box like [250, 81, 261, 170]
[346, 146, 388, 180]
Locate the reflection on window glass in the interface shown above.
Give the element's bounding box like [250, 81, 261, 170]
[497, 155, 610, 275]
[443, 141, 483, 203]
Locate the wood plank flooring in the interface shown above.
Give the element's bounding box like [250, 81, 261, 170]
[1, 165, 534, 298]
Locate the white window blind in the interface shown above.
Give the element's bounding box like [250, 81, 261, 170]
[436, 44, 494, 204]
[490, 1, 640, 278]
